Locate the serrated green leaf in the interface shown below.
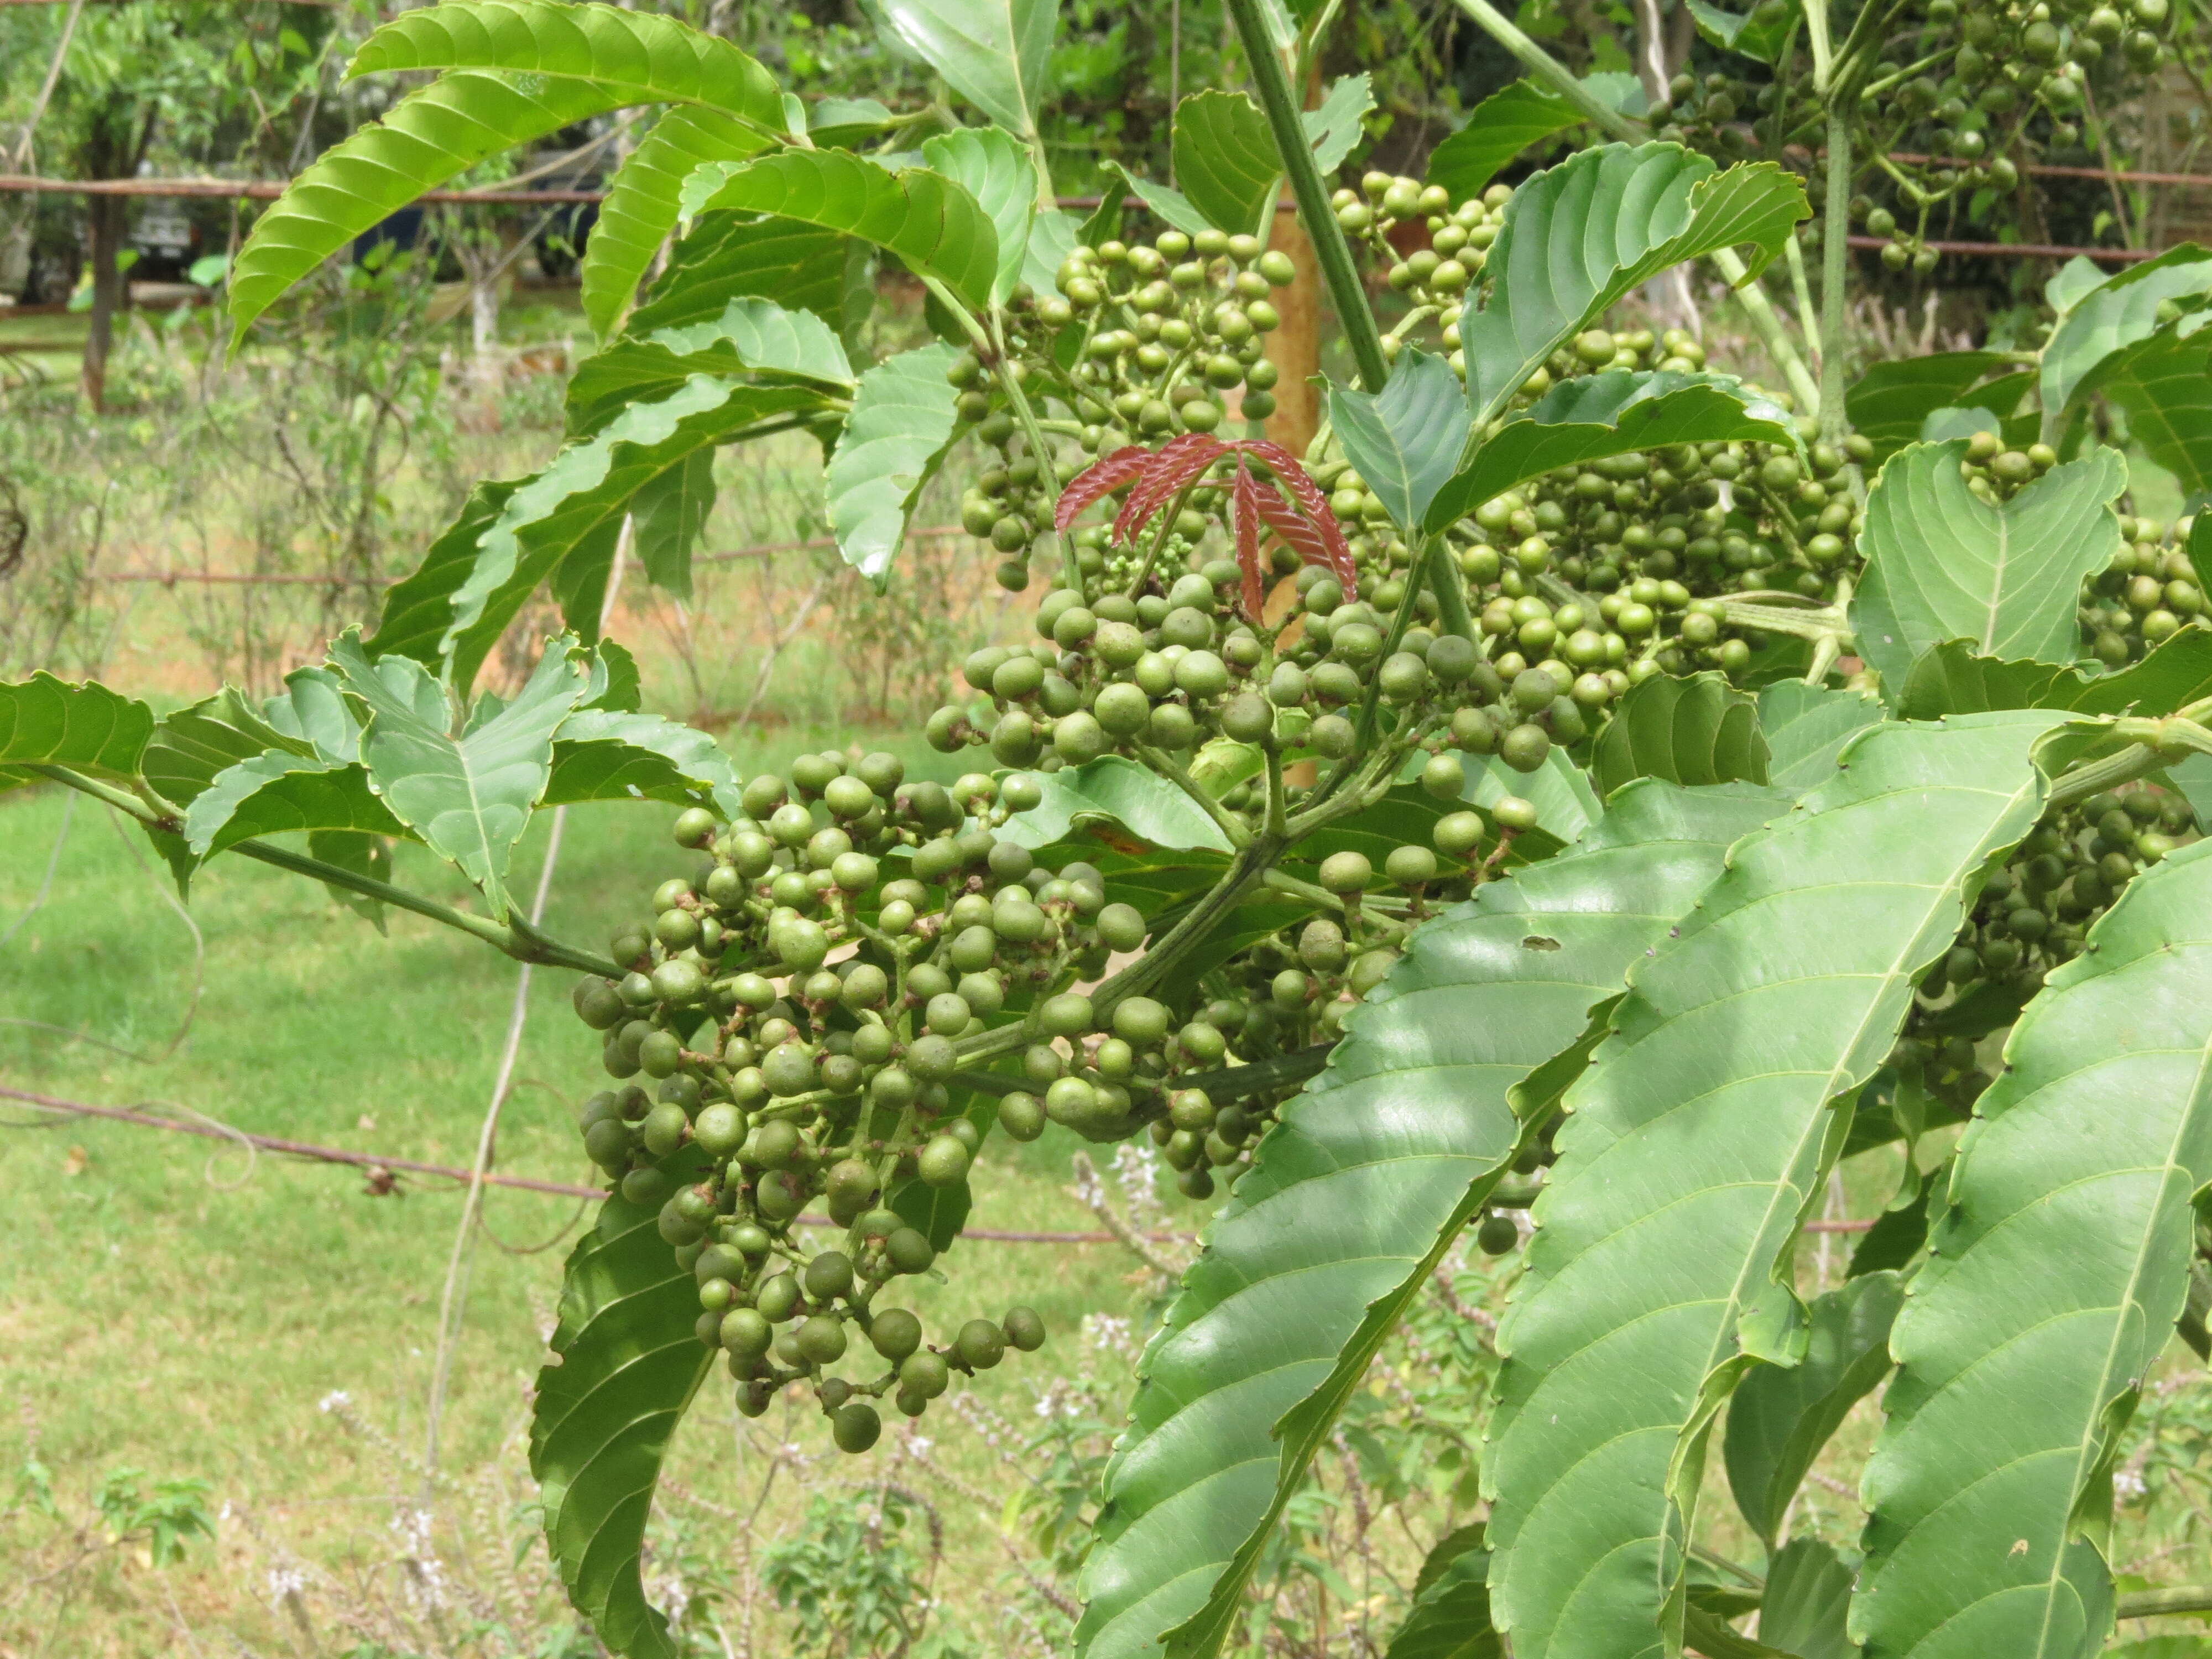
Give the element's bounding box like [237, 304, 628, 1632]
[1483, 712, 2062, 1659]
[1024, 206, 1084, 299]
[1173, 92, 1280, 237]
[1755, 681, 1885, 792]
[580, 107, 775, 340]
[1723, 1272, 1903, 1543]
[1331, 349, 1468, 534]
[1429, 370, 1797, 532]
[1303, 74, 1376, 175]
[0, 673, 154, 789]
[1686, 0, 1801, 61]
[327, 635, 582, 918]
[810, 95, 896, 147]
[630, 452, 715, 601]
[1852, 441, 2126, 690]
[183, 752, 408, 858]
[142, 690, 304, 809]
[531, 1161, 712, 1659]
[624, 215, 853, 340]
[1074, 782, 1788, 1659]
[2099, 318, 2212, 498]
[310, 828, 395, 932]
[229, 2, 784, 346]
[1846, 352, 2028, 469]
[1385, 1530, 1503, 1659]
[545, 708, 744, 820]
[1000, 755, 1235, 853]
[570, 295, 855, 434]
[1590, 670, 1768, 799]
[680, 150, 999, 313]
[1426, 75, 1644, 203]
[1759, 1539, 1857, 1659]
[1463, 748, 1601, 847]
[1458, 145, 1807, 425]
[2037, 244, 2212, 437]
[921, 124, 1037, 304]
[1107, 161, 1213, 238]
[431, 378, 825, 688]
[824, 343, 963, 589]
[875, 0, 1055, 139]
[1897, 630, 2212, 721]
[1856, 833, 2212, 1659]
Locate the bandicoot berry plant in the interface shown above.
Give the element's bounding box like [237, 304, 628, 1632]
[11, 0, 2212, 1654]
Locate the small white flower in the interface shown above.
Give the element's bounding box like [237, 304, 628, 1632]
[317, 1390, 351, 1413]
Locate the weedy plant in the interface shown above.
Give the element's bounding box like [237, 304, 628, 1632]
[8, 0, 2212, 1653]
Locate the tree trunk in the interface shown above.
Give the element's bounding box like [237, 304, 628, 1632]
[81, 192, 128, 413]
[1262, 62, 1328, 461]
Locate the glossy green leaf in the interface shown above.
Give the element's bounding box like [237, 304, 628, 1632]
[1107, 161, 1214, 238]
[531, 1160, 713, 1659]
[1852, 441, 2126, 691]
[1590, 670, 1768, 799]
[1897, 630, 2212, 721]
[623, 215, 853, 341]
[1458, 145, 1807, 425]
[570, 294, 855, 434]
[580, 107, 775, 340]
[1330, 349, 1468, 535]
[2099, 319, 2212, 498]
[680, 150, 999, 313]
[825, 343, 963, 589]
[2037, 244, 2212, 437]
[1074, 782, 1787, 1659]
[1000, 755, 1235, 853]
[229, 2, 784, 345]
[1856, 833, 2212, 1659]
[1385, 1528, 1503, 1659]
[1759, 1540, 1857, 1659]
[1846, 352, 2027, 469]
[921, 124, 1036, 304]
[327, 635, 582, 918]
[183, 753, 407, 858]
[1173, 92, 1279, 237]
[545, 708, 745, 820]
[1426, 74, 1645, 203]
[1430, 370, 1796, 531]
[875, 0, 1055, 139]
[1723, 1272, 1904, 1543]
[1687, 0, 1801, 61]
[441, 378, 826, 687]
[1483, 712, 2062, 1659]
[1755, 681, 1885, 792]
[0, 673, 154, 789]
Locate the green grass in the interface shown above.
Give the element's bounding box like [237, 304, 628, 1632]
[0, 728, 1153, 1656]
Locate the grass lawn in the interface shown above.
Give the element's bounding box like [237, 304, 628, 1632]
[0, 727, 1158, 1657]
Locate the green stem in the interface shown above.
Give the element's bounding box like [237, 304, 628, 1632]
[2044, 743, 2167, 813]
[1422, 535, 1474, 639]
[1222, 0, 1391, 393]
[30, 765, 623, 978]
[1783, 236, 1823, 358]
[2118, 1587, 2212, 1621]
[1714, 248, 1825, 416]
[1133, 743, 1255, 848]
[1448, 0, 1648, 137]
[1262, 868, 1345, 912]
[1818, 103, 1854, 449]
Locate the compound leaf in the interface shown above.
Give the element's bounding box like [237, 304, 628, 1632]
[1385, 1528, 1504, 1659]
[532, 1158, 714, 1659]
[229, 2, 783, 344]
[1856, 833, 2212, 1659]
[141, 690, 298, 808]
[545, 708, 745, 820]
[581, 107, 774, 340]
[1845, 352, 2025, 470]
[1173, 91, 1280, 238]
[1107, 161, 1213, 238]
[1723, 1271, 1904, 1543]
[1590, 670, 1767, 799]
[1687, 0, 1802, 61]
[1852, 440, 2125, 690]
[921, 124, 1037, 305]
[1303, 74, 1376, 175]
[1898, 630, 2212, 721]
[183, 753, 407, 858]
[1331, 348, 1468, 534]
[680, 149, 998, 313]
[825, 342, 962, 589]
[875, 0, 1055, 140]
[2038, 244, 2212, 439]
[1483, 712, 2062, 1659]
[1000, 754, 1235, 854]
[1755, 681, 1885, 792]
[2099, 319, 2212, 499]
[1431, 369, 1797, 532]
[1426, 74, 1646, 203]
[1759, 1539, 1857, 1659]
[1074, 782, 1788, 1659]
[1458, 145, 1806, 425]
[0, 673, 153, 790]
[568, 293, 854, 435]
[327, 635, 582, 918]
[623, 215, 852, 340]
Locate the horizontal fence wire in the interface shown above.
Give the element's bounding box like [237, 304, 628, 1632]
[0, 1082, 1877, 1234]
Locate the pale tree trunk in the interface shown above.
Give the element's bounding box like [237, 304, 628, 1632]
[1262, 62, 1327, 460]
[81, 192, 128, 412]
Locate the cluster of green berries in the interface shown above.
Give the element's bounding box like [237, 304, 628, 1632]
[1328, 172, 1514, 377]
[1899, 782, 2199, 1112]
[2082, 512, 2204, 666]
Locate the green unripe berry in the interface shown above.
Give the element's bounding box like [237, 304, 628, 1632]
[831, 1402, 880, 1453]
[721, 1307, 773, 1357]
[1492, 794, 1539, 832]
[804, 1250, 855, 1301]
[1319, 851, 1373, 893]
[899, 1349, 950, 1397]
[917, 1134, 973, 1187]
[1386, 846, 1439, 886]
[957, 1318, 1007, 1369]
[871, 1308, 924, 1362]
[1477, 1211, 1520, 1254]
[1041, 991, 1095, 1036]
[1098, 902, 1147, 951]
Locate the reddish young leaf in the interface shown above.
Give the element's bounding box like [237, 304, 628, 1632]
[1236, 440, 1356, 587]
[1112, 433, 1227, 545]
[1231, 460, 1266, 620]
[1055, 446, 1155, 533]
